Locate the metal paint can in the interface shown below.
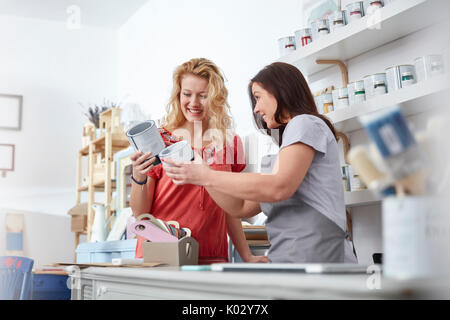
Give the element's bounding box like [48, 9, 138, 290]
[328, 11, 347, 32]
[322, 93, 334, 114]
[363, 73, 387, 99]
[385, 65, 416, 92]
[160, 140, 194, 168]
[315, 95, 324, 114]
[347, 80, 366, 105]
[346, 2, 365, 23]
[332, 87, 349, 110]
[278, 36, 296, 57]
[364, 0, 384, 13]
[126, 120, 165, 165]
[294, 28, 312, 48]
[414, 54, 445, 82]
[311, 19, 330, 40]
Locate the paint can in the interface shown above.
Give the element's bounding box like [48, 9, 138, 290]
[332, 87, 349, 111]
[346, 1, 365, 23]
[315, 95, 324, 114]
[311, 19, 330, 40]
[414, 54, 445, 82]
[364, 0, 384, 13]
[348, 165, 365, 191]
[322, 93, 334, 114]
[328, 10, 347, 32]
[363, 73, 387, 99]
[347, 80, 366, 105]
[160, 140, 194, 168]
[126, 120, 165, 165]
[386, 65, 416, 92]
[278, 36, 296, 57]
[294, 28, 312, 48]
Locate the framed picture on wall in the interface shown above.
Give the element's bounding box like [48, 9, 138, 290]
[0, 94, 23, 130]
[0, 144, 15, 177]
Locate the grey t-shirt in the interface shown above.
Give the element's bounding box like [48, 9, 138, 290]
[260, 114, 356, 263]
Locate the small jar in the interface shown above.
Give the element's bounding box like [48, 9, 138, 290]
[329, 11, 346, 32]
[346, 2, 364, 22]
[400, 71, 415, 87]
[373, 80, 387, 96]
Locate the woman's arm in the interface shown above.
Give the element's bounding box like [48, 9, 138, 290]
[164, 142, 315, 203]
[204, 187, 261, 218]
[225, 215, 269, 263]
[129, 151, 157, 217]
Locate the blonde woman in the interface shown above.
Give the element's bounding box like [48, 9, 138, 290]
[130, 58, 268, 264]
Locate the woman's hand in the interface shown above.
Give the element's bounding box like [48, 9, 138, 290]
[130, 151, 156, 181]
[241, 253, 270, 263]
[163, 152, 212, 186]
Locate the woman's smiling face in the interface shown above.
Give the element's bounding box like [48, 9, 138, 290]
[252, 82, 280, 129]
[180, 74, 209, 123]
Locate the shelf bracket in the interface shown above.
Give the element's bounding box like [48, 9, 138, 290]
[316, 59, 349, 88]
[336, 131, 350, 164]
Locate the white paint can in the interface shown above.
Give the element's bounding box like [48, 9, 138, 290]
[278, 36, 296, 57]
[160, 140, 194, 168]
[383, 196, 450, 280]
[364, 0, 384, 13]
[332, 87, 349, 111]
[126, 120, 166, 165]
[328, 10, 347, 32]
[386, 64, 417, 92]
[294, 28, 312, 48]
[386, 65, 416, 92]
[347, 80, 366, 105]
[363, 73, 387, 99]
[346, 2, 365, 23]
[311, 19, 330, 40]
[414, 54, 445, 82]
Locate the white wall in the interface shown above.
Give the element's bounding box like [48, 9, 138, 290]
[116, 0, 450, 265]
[0, 14, 117, 216]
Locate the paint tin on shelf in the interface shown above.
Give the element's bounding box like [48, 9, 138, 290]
[278, 36, 296, 57]
[414, 54, 445, 82]
[347, 80, 366, 105]
[322, 93, 334, 114]
[364, 0, 384, 13]
[346, 1, 365, 23]
[385, 65, 416, 92]
[294, 28, 312, 48]
[315, 95, 324, 114]
[311, 19, 330, 40]
[328, 11, 347, 32]
[363, 73, 387, 99]
[332, 87, 349, 110]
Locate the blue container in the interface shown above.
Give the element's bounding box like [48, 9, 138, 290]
[76, 239, 137, 263]
[32, 274, 71, 300]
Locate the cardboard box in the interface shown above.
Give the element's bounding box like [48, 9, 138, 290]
[68, 203, 88, 232]
[71, 215, 87, 232]
[142, 237, 199, 266]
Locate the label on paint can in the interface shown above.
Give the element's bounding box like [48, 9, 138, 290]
[401, 72, 415, 87]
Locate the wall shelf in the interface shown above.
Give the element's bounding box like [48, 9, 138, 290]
[345, 189, 381, 208]
[328, 74, 450, 133]
[278, 0, 449, 76]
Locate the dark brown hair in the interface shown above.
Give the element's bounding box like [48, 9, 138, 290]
[248, 62, 337, 146]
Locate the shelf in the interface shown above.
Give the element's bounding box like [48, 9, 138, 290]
[328, 74, 450, 133]
[278, 0, 450, 76]
[77, 179, 117, 192]
[79, 134, 130, 156]
[345, 189, 381, 207]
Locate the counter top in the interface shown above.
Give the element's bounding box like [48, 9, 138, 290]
[67, 265, 450, 300]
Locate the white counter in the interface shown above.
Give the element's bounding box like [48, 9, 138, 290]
[68, 266, 450, 300]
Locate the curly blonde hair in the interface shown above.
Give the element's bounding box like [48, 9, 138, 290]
[160, 58, 234, 149]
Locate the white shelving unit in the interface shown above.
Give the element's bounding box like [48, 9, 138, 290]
[329, 74, 450, 133]
[279, 0, 450, 208]
[278, 0, 449, 76]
